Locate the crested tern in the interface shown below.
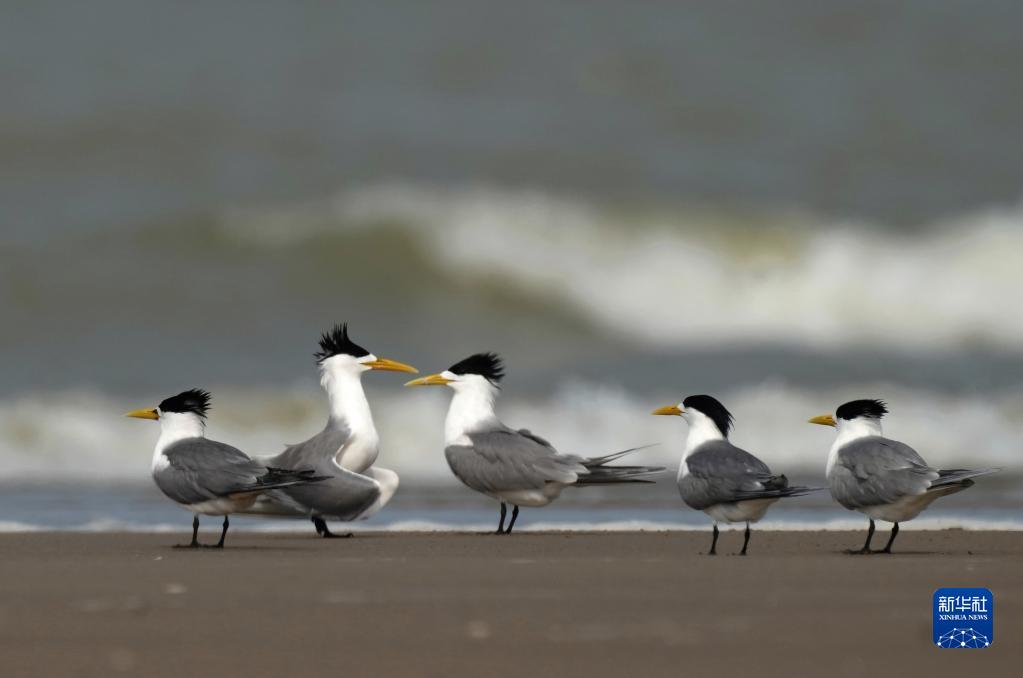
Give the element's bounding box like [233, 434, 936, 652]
[126, 389, 325, 548]
[809, 399, 998, 554]
[249, 323, 418, 537]
[406, 353, 662, 534]
[653, 395, 818, 555]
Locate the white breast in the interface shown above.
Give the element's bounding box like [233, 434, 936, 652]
[152, 453, 170, 474]
[336, 430, 380, 473]
[320, 363, 381, 473]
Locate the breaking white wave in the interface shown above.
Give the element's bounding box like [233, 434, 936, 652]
[220, 183, 1023, 351]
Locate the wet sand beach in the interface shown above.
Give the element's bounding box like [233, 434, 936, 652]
[0, 530, 1019, 678]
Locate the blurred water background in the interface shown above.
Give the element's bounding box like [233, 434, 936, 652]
[2, 1, 1021, 530]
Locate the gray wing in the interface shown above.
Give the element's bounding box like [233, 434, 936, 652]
[258, 427, 380, 520]
[272, 426, 350, 470]
[678, 440, 776, 510]
[829, 436, 938, 509]
[444, 427, 586, 494]
[516, 428, 555, 448]
[155, 437, 266, 505]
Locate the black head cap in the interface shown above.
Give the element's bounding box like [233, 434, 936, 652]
[682, 394, 734, 437]
[158, 389, 212, 420]
[314, 323, 370, 362]
[836, 399, 888, 421]
[447, 352, 504, 383]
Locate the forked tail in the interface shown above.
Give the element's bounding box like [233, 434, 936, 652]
[575, 445, 664, 486]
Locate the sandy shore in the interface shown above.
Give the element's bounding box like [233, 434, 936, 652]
[0, 530, 1019, 677]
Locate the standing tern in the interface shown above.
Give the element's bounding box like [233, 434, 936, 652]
[406, 353, 662, 534]
[809, 399, 998, 554]
[653, 395, 817, 555]
[250, 323, 418, 537]
[126, 389, 325, 548]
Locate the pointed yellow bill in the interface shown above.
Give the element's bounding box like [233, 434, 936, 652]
[651, 404, 683, 416]
[125, 407, 159, 420]
[364, 357, 419, 374]
[808, 414, 837, 427]
[405, 373, 452, 387]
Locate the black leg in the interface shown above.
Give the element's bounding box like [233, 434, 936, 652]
[175, 515, 202, 548]
[209, 515, 229, 548]
[505, 505, 520, 534]
[312, 517, 353, 539]
[847, 519, 875, 554]
[708, 524, 719, 555]
[739, 521, 751, 556]
[495, 503, 507, 534]
[880, 522, 900, 554]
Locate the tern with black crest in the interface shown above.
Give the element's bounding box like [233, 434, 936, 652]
[406, 353, 662, 533]
[126, 389, 326, 548]
[809, 399, 998, 554]
[653, 395, 818, 555]
[248, 323, 419, 537]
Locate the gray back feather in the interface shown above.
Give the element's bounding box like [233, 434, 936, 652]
[829, 436, 938, 509]
[273, 426, 350, 470]
[155, 437, 266, 505]
[677, 440, 776, 510]
[262, 425, 379, 520]
[445, 426, 586, 494]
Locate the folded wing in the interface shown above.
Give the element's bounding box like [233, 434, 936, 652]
[262, 427, 380, 520]
[157, 438, 318, 505]
[829, 436, 938, 509]
[446, 427, 587, 494]
[680, 440, 810, 509]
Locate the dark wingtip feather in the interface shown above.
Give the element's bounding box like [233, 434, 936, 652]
[576, 445, 665, 485]
[574, 465, 665, 485]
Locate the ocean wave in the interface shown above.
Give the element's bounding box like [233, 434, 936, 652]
[218, 183, 1023, 351]
[2, 383, 1018, 483]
